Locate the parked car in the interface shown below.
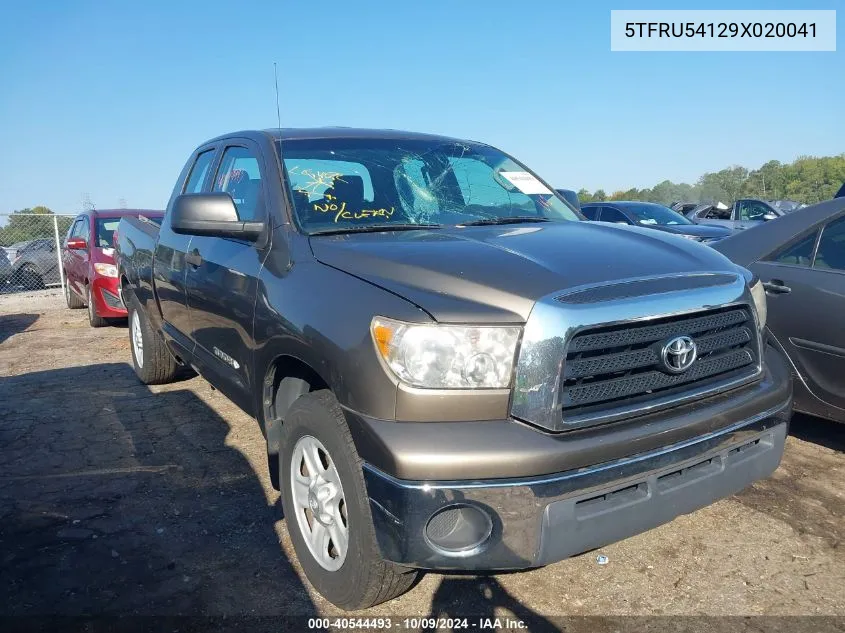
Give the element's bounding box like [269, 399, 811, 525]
[555, 188, 581, 212]
[580, 201, 732, 242]
[714, 198, 845, 423]
[117, 127, 789, 610]
[671, 202, 701, 215]
[63, 209, 163, 327]
[688, 198, 783, 231]
[0, 248, 12, 285]
[5, 238, 61, 289]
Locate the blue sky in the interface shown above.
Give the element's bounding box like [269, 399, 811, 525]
[0, 0, 842, 214]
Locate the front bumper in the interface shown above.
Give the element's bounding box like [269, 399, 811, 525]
[357, 344, 792, 571]
[91, 276, 126, 318]
[365, 412, 789, 570]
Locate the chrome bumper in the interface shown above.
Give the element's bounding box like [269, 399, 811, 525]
[364, 403, 790, 571]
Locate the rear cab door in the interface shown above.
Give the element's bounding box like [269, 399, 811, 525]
[185, 138, 272, 414]
[154, 146, 219, 357]
[751, 214, 845, 413]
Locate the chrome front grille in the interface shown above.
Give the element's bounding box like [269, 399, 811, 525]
[560, 306, 759, 418]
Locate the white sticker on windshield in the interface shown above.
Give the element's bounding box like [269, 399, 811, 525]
[499, 171, 553, 195]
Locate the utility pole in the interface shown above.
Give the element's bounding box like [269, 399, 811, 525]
[82, 192, 94, 211]
[118, 197, 127, 209]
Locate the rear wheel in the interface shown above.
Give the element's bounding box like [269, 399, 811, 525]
[65, 280, 84, 309]
[20, 265, 44, 290]
[87, 286, 108, 328]
[280, 390, 418, 610]
[127, 293, 177, 384]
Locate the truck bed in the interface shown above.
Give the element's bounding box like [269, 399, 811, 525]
[116, 215, 161, 308]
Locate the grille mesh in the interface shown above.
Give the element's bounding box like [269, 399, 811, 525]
[561, 306, 758, 418]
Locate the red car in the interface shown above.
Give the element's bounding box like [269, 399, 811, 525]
[62, 209, 163, 326]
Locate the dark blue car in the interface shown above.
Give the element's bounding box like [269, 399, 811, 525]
[581, 201, 733, 243]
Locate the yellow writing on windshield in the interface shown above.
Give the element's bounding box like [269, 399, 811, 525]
[289, 166, 345, 197]
[312, 199, 396, 223]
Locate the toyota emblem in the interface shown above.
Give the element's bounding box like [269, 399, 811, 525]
[660, 335, 697, 374]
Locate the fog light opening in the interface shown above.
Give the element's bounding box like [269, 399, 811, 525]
[424, 504, 493, 556]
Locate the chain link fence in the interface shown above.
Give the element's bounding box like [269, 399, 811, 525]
[0, 213, 76, 298]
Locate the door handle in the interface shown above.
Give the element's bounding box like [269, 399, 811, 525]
[185, 249, 202, 268]
[763, 280, 791, 295]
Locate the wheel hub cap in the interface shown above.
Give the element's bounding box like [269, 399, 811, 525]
[290, 435, 348, 571]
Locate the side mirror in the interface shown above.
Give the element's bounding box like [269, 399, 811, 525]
[762, 212, 778, 221]
[67, 237, 87, 250]
[171, 193, 264, 241]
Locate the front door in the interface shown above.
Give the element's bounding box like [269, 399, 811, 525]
[185, 142, 270, 414]
[63, 215, 90, 298]
[751, 215, 845, 413]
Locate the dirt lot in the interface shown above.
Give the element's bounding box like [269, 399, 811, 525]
[1, 290, 843, 629]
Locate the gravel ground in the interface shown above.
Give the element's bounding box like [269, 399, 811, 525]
[1, 290, 843, 631]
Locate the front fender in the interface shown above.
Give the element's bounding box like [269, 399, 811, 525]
[252, 253, 430, 425]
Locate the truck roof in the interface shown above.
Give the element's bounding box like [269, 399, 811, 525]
[204, 127, 474, 145]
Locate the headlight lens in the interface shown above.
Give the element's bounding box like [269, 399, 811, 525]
[371, 317, 521, 389]
[94, 263, 118, 278]
[749, 278, 767, 331]
[678, 234, 703, 241]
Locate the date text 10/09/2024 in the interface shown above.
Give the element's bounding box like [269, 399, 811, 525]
[625, 22, 816, 39]
[308, 617, 528, 630]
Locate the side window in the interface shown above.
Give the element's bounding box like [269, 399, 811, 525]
[704, 206, 730, 220]
[767, 230, 818, 267]
[80, 217, 91, 241]
[600, 207, 630, 224]
[183, 150, 216, 194]
[739, 201, 770, 221]
[213, 146, 263, 221]
[814, 216, 845, 272]
[67, 218, 82, 240]
[581, 206, 599, 220]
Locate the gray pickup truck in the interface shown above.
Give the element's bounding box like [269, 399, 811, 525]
[117, 128, 792, 610]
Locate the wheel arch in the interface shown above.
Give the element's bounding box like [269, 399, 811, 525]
[262, 354, 330, 489]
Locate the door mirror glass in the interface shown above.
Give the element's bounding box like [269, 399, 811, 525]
[66, 237, 87, 250]
[171, 193, 264, 241]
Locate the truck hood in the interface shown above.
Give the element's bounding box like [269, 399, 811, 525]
[309, 222, 739, 323]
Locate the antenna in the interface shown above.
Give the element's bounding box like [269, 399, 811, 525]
[273, 62, 282, 134]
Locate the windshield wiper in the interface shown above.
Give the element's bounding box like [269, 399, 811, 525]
[458, 217, 553, 227]
[309, 224, 441, 236]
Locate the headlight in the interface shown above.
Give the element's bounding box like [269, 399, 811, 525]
[94, 263, 118, 278]
[678, 234, 703, 241]
[749, 277, 767, 331]
[371, 317, 521, 389]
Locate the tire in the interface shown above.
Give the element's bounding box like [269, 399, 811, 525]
[65, 281, 84, 309]
[127, 293, 177, 384]
[87, 286, 109, 328]
[280, 390, 418, 610]
[20, 265, 44, 290]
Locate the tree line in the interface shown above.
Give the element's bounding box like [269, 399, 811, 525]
[0, 207, 74, 247]
[576, 154, 845, 206]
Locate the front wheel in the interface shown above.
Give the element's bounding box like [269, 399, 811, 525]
[280, 390, 418, 610]
[127, 293, 177, 384]
[65, 280, 84, 309]
[87, 286, 108, 328]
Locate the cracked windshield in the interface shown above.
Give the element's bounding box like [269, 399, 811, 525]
[280, 139, 580, 233]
